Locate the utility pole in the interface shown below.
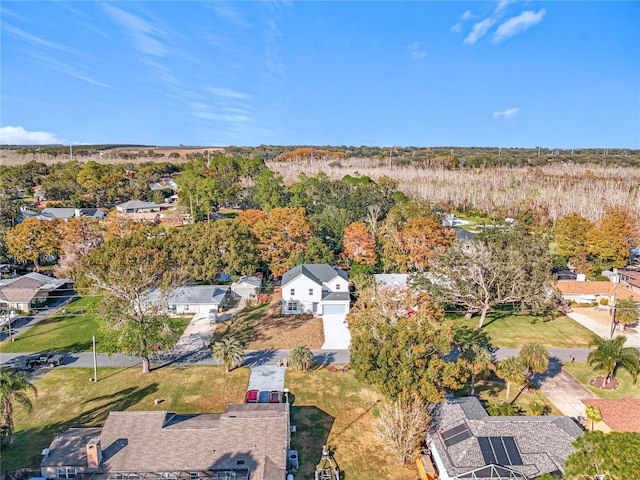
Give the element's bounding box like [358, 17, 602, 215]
[608, 270, 619, 339]
[92, 333, 98, 382]
[70, 144, 73, 161]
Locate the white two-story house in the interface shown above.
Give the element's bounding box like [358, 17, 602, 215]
[281, 264, 350, 315]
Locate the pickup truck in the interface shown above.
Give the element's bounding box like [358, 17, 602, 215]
[25, 353, 64, 369]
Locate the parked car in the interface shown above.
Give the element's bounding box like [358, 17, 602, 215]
[269, 390, 283, 403]
[245, 389, 259, 403]
[25, 353, 64, 369]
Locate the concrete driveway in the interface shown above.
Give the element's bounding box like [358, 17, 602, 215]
[321, 314, 351, 349]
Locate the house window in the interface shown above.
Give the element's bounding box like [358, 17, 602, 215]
[309, 288, 313, 295]
[56, 468, 77, 479]
[290, 288, 295, 296]
[336, 284, 341, 290]
[287, 301, 298, 313]
[189, 474, 199, 480]
[109, 475, 123, 480]
[159, 474, 177, 480]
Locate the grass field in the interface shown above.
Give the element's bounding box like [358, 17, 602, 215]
[564, 361, 640, 399]
[212, 294, 325, 350]
[286, 368, 417, 480]
[451, 312, 594, 348]
[0, 297, 191, 353]
[1, 365, 250, 468]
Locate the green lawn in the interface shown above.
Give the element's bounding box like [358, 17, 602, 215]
[564, 361, 640, 399]
[450, 312, 594, 348]
[286, 368, 420, 480]
[0, 297, 190, 353]
[1, 365, 250, 468]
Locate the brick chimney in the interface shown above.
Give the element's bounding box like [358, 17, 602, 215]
[86, 437, 102, 469]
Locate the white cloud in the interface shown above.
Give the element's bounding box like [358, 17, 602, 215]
[206, 87, 251, 100]
[493, 108, 520, 119]
[464, 18, 496, 45]
[4, 24, 75, 53]
[211, 3, 249, 28]
[102, 3, 167, 56]
[408, 42, 427, 60]
[0, 126, 62, 145]
[496, 0, 517, 12]
[27, 51, 113, 89]
[493, 9, 546, 43]
[451, 10, 473, 33]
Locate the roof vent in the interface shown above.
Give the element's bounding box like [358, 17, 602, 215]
[41, 448, 50, 456]
[236, 460, 245, 465]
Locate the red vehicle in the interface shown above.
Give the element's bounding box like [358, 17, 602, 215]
[245, 389, 259, 403]
[269, 390, 282, 403]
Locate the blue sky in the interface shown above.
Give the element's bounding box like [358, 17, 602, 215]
[1, 1, 638, 148]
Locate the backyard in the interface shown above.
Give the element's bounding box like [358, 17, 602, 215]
[451, 312, 594, 348]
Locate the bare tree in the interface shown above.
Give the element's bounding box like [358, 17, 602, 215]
[377, 393, 430, 464]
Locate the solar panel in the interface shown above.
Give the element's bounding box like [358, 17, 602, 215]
[490, 437, 510, 465]
[478, 437, 496, 464]
[442, 423, 473, 447]
[503, 436, 523, 465]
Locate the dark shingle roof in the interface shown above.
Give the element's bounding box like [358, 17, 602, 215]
[281, 264, 347, 287]
[41, 428, 102, 467]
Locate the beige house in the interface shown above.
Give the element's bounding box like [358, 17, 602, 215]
[582, 397, 640, 433]
[0, 272, 70, 313]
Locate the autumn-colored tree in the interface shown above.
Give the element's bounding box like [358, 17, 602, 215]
[236, 209, 267, 232]
[615, 298, 639, 329]
[380, 216, 454, 272]
[102, 211, 145, 241]
[5, 218, 60, 270]
[253, 207, 314, 276]
[553, 213, 593, 272]
[54, 217, 104, 279]
[342, 222, 377, 265]
[589, 205, 640, 269]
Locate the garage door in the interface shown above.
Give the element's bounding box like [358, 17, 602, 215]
[323, 304, 346, 314]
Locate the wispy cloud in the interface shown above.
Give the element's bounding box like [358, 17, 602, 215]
[464, 18, 496, 45]
[210, 3, 250, 28]
[206, 87, 251, 100]
[264, 17, 286, 79]
[493, 107, 520, 119]
[496, 0, 517, 13]
[408, 42, 427, 60]
[493, 10, 546, 43]
[101, 3, 167, 56]
[4, 24, 75, 53]
[27, 51, 113, 89]
[451, 10, 472, 33]
[0, 126, 62, 145]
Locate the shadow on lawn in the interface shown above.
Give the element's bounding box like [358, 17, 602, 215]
[3, 383, 158, 469]
[290, 406, 334, 478]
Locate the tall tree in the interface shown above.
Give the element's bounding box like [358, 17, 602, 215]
[5, 217, 60, 270]
[461, 344, 495, 396]
[518, 342, 549, 391]
[253, 207, 314, 276]
[54, 217, 104, 280]
[251, 169, 289, 210]
[342, 222, 377, 265]
[496, 356, 525, 402]
[211, 336, 244, 373]
[564, 431, 640, 480]
[377, 392, 430, 465]
[587, 335, 640, 388]
[349, 289, 467, 402]
[0, 368, 37, 444]
[589, 205, 640, 269]
[553, 213, 593, 272]
[614, 298, 639, 330]
[584, 405, 602, 431]
[418, 226, 555, 329]
[77, 242, 184, 373]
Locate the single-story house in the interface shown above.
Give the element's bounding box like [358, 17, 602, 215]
[581, 396, 640, 432]
[426, 396, 583, 480]
[231, 275, 263, 298]
[40, 404, 290, 480]
[40, 208, 107, 220]
[619, 268, 640, 295]
[149, 178, 178, 191]
[374, 273, 409, 290]
[0, 272, 70, 313]
[115, 200, 162, 214]
[281, 264, 350, 315]
[165, 285, 232, 316]
[555, 281, 640, 304]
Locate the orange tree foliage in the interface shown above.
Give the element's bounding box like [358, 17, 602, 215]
[589, 205, 640, 269]
[236, 209, 267, 231]
[102, 211, 145, 241]
[5, 217, 60, 270]
[277, 147, 346, 161]
[553, 213, 593, 271]
[54, 217, 104, 279]
[379, 217, 455, 272]
[253, 207, 313, 276]
[342, 222, 376, 265]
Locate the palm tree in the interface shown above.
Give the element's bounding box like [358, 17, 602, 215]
[462, 344, 495, 396]
[496, 356, 525, 402]
[587, 335, 640, 388]
[0, 368, 37, 444]
[518, 342, 549, 389]
[585, 405, 602, 431]
[289, 345, 314, 371]
[211, 336, 244, 373]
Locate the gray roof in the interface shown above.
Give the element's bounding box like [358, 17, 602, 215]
[41, 427, 102, 467]
[41, 208, 105, 219]
[0, 272, 69, 303]
[428, 397, 583, 479]
[116, 200, 162, 210]
[167, 285, 229, 305]
[374, 274, 409, 289]
[322, 291, 351, 301]
[232, 276, 263, 288]
[42, 404, 288, 479]
[281, 264, 348, 287]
